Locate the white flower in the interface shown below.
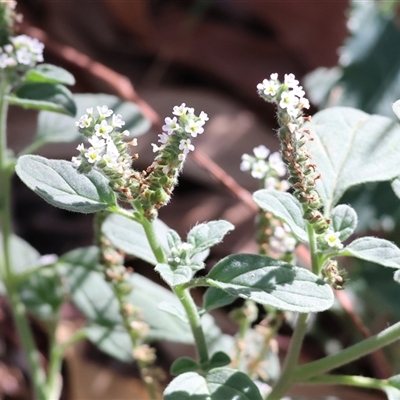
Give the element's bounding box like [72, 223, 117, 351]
[105, 138, 119, 158]
[251, 159, 269, 179]
[88, 135, 106, 151]
[240, 154, 252, 171]
[253, 145, 270, 159]
[111, 113, 125, 128]
[299, 97, 310, 110]
[75, 114, 92, 129]
[257, 78, 280, 97]
[323, 230, 343, 249]
[86, 107, 94, 115]
[97, 105, 113, 118]
[269, 151, 286, 177]
[71, 156, 82, 167]
[76, 143, 85, 153]
[185, 118, 204, 137]
[284, 73, 299, 89]
[279, 91, 299, 111]
[94, 120, 113, 138]
[15, 48, 32, 65]
[179, 138, 195, 154]
[199, 111, 209, 124]
[265, 176, 278, 189]
[162, 117, 179, 135]
[158, 132, 169, 144]
[0, 53, 16, 68]
[84, 147, 102, 164]
[151, 143, 160, 152]
[172, 103, 188, 117]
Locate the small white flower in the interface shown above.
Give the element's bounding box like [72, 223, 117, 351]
[253, 145, 270, 160]
[185, 118, 204, 137]
[179, 138, 195, 154]
[97, 105, 113, 118]
[172, 103, 188, 117]
[199, 111, 209, 124]
[323, 230, 343, 249]
[86, 107, 94, 115]
[71, 156, 82, 167]
[15, 48, 32, 65]
[265, 176, 278, 189]
[240, 154, 252, 171]
[162, 116, 179, 135]
[151, 143, 160, 153]
[75, 114, 92, 129]
[88, 135, 106, 151]
[84, 147, 101, 164]
[76, 143, 85, 153]
[279, 91, 299, 111]
[299, 97, 310, 110]
[257, 78, 280, 97]
[111, 113, 125, 128]
[251, 159, 269, 179]
[269, 151, 286, 177]
[158, 132, 169, 144]
[284, 73, 299, 89]
[94, 120, 113, 138]
[105, 138, 119, 158]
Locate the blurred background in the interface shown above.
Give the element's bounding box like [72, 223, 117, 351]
[3, 0, 400, 399]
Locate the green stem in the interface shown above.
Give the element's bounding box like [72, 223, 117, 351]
[294, 319, 400, 382]
[303, 374, 388, 392]
[306, 221, 319, 275]
[266, 313, 308, 400]
[0, 80, 47, 400]
[141, 216, 166, 264]
[174, 285, 210, 367]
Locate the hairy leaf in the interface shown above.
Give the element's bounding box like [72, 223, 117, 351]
[16, 155, 115, 213]
[207, 254, 334, 313]
[164, 368, 263, 400]
[339, 237, 400, 268]
[331, 204, 358, 241]
[253, 189, 308, 243]
[24, 64, 75, 86]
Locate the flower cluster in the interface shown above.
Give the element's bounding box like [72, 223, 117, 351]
[139, 103, 208, 219]
[72, 103, 208, 220]
[240, 145, 289, 191]
[72, 105, 138, 202]
[0, 34, 44, 69]
[257, 73, 330, 234]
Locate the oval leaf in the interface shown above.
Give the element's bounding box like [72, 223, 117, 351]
[340, 237, 400, 268]
[171, 357, 200, 376]
[9, 83, 76, 116]
[253, 189, 308, 243]
[207, 254, 334, 313]
[203, 287, 237, 312]
[35, 93, 151, 145]
[102, 213, 169, 265]
[24, 64, 75, 86]
[16, 155, 116, 213]
[164, 368, 263, 400]
[187, 220, 234, 254]
[307, 107, 400, 212]
[331, 204, 358, 241]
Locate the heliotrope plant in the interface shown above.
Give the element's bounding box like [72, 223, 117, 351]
[2, 0, 400, 398]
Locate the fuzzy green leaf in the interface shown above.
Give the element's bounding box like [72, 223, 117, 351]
[187, 220, 234, 254]
[207, 352, 231, 370]
[171, 357, 200, 376]
[35, 93, 150, 146]
[339, 237, 400, 268]
[394, 270, 400, 284]
[203, 287, 237, 312]
[331, 204, 358, 241]
[164, 368, 263, 400]
[102, 214, 169, 265]
[207, 254, 334, 313]
[24, 64, 75, 86]
[307, 107, 400, 212]
[253, 189, 308, 243]
[8, 83, 76, 116]
[155, 263, 193, 287]
[15, 155, 116, 213]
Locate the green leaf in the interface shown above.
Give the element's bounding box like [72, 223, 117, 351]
[15, 155, 116, 213]
[158, 302, 188, 323]
[331, 204, 358, 241]
[203, 287, 237, 312]
[171, 357, 200, 376]
[24, 64, 75, 86]
[8, 83, 76, 116]
[207, 352, 231, 370]
[187, 220, 234, 254]
[339, 237, 400, 268]
[154, 263, 194, 287]
[84, 324, 133, 362]
[167, 229, 183, 250]
[207, 254, 334, 313]
[0, 233, 41, 294]
[385, 375, 400, 400]
[19, 267, 64, 321]
[253, 189, 308, 243]
[58, 247, 196, 360]
[35, 93, 150, 146]
[102, 213, 169, 265]
[164, 368, 263, 400]
[306, 107, 400, 212]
